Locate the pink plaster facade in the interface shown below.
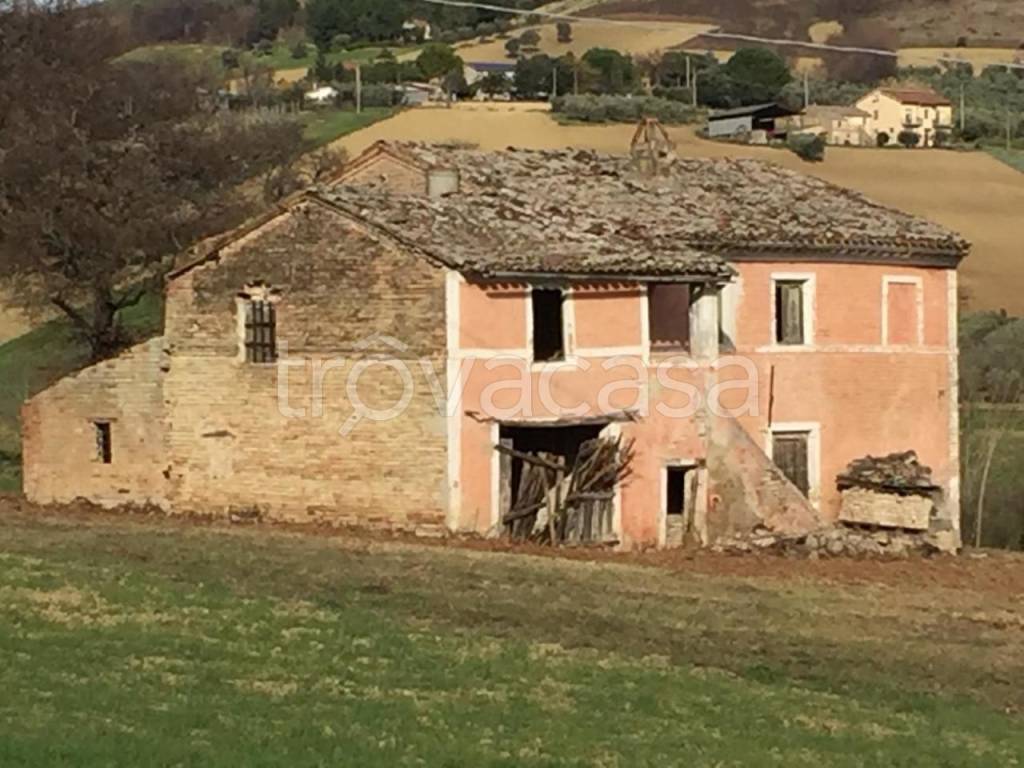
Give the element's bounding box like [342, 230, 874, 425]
[449, 262, 958, 548]
[335, 144, 962, 549]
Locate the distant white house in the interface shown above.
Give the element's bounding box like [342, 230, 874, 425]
[306, 86, 338, 106]
[463, 61, 516, 87]
[855, 87, 953, 147]
[794, 105, 873, 146]
[397, 82, 440, 106]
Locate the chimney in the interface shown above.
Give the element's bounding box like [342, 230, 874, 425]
[427, 167, 460, 198]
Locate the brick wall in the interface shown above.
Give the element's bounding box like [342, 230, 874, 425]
[163, 201, 449, 531]
[22, 338, 168, 507]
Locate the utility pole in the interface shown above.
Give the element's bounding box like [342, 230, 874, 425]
[691, 70, 698, 107]
[573, 62, 579, 95]
[959, 80, 966, 134]
[355, 63, 362, 114]
[685, 55, 691, 90]
[803, 70, 810, 109]
[552, 66, 558, 100]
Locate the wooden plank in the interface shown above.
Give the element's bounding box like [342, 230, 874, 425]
[493, 444, 565, 471]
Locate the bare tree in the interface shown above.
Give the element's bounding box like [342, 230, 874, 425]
[0, 2, 305, 359]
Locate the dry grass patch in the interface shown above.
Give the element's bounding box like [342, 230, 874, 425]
[455, 18, 714, 61]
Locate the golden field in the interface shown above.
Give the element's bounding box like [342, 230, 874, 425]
[333, 102, 1024, 314]
[898, 47, 1024, 71]
[454, 19, 714, 61]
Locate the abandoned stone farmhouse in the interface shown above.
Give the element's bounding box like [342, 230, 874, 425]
[22, 140, 969, 549]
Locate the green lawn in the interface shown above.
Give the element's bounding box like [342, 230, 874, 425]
[985, 147, 1024, 173]
[0, 294, 162, 493]
[0, 509, 1022, 766]
[301, 106, 397, 147]
[117, 43, 224, 70]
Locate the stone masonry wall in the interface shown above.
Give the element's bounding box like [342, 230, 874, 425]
[163, 201, 449, 531]
[22, 338, 168, 507]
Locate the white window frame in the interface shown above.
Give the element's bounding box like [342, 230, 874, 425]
[765, 422, 821, 508]
[769, 272, 815, 349]
[659, 458, 698, 548]
[527, 284, 575, 368]
[881, 275, 924, 347]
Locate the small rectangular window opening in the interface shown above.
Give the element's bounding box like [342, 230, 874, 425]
[244, 299, 277, 363]
[772, 431, 810, 497]
[648, 283, 691, 351]
[665, 465, 696, 548]
[94, 421, 112, 464]
[774, 280, 805, 345]
[531, 288, 564, 362]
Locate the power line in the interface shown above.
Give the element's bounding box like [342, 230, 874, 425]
[412, 0, 1024, 71]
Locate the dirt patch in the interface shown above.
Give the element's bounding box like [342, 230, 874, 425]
[4, 493, 1024, 597]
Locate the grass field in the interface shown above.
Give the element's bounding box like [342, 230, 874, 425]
[301, 107, 398, 148]
[0, 505, 1022, 766]
[455, 18, 713, 61]
[987, 147, 1024, 173]
[330, 102, 1024, 314]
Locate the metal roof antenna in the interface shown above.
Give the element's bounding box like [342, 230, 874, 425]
[629, 117, 676, 176]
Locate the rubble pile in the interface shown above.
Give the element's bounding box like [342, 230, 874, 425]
[836, 450, 939, 495]
[714, 523, 957, 558]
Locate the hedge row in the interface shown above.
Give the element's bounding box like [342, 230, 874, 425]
[551, 95, 703, 125]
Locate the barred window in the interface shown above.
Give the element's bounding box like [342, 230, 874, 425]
[94, 421, 112, 464]
[244, 299, 277, 363]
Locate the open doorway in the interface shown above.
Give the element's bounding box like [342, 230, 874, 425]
[497, 422, 629, 545]
[664, 463, 698, 548]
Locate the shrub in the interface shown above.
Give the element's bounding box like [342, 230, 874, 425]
[291, 42, 309, 60]
[254, 39, 274, 57]
[876, 131, 890, 147]
[505, 38, 520, 58]
[359, 84, 397, 107]
[897, 129, 921, 148]
[331, 33, 352, 51]
[556, 21, 572, 43]
[221, 48, 240, 69]
[552, 95, 701, 124]
[519, 29, 541, 47]
[787, 133, 826, 162]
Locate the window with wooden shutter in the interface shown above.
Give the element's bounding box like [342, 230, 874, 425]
[244, 299, 277, 363]
[771, 431, 809, 496]
[774, 280, 805, 345]
[648, 283, 691, 351]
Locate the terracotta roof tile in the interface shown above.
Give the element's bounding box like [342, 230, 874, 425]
[322, 141, 968, 277]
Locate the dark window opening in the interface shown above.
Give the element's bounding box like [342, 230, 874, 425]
[531, 288, 564, 362]
[665, 465, 697, 548]
[94, 421, 112, 464]
[648, 283, 691, 351]
[772, 431, 810, 496]
[244, 299, 277, 363]
[774, 280, 805, 345]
